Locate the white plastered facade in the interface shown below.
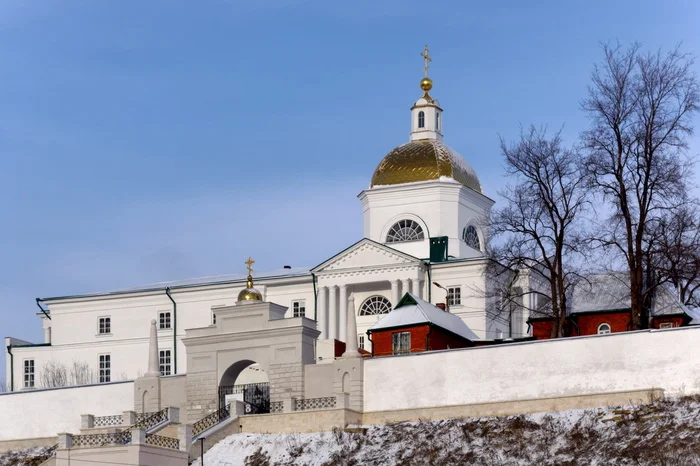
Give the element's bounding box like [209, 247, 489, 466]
[5, 76, 529, 393]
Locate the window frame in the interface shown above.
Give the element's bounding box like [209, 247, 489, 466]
[97, 316, 111, 335]
[98, 354, 111, 383]
[358, 334, 365, 350]
[447, 287, 462, 306]
[23, 359, 35, 389]
[392, 331, 411, 355]
[359, 296, 392, 316]
[658, 322, 675, 329]
[159, 349, 172, 376]
[597, 323, 611, 335]
[418, 111, 425, 128]
[462, 225, 481, 251]
[158, 311, 172, 330]
[385, 219, 425, 243]
[292, 300, 306, 318]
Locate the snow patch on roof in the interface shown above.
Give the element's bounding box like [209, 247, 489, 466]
[369, 293, 479, 341]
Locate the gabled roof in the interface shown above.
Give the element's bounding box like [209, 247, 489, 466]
[42, 267, 311, 301]
[368, 293, 479, 341]
[686, 306, 700, 325]
[311, 238, 421, 273]
[568, 273, 689, 318]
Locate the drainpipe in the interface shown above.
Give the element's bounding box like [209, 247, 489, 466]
[6, 346, 13, 392]
[367, 331, 374, 358]
[423, 262, 432, 302]
[165, 288, 177, 375]
[425, 326, 432, 352]
[311, 272, 318, 322]
[569, 317, 580, 337]
[35, 298, 51, 320]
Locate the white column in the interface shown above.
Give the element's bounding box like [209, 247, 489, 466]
[401, 279, 410, 299]
[339, 285, 348, 342]
[390, 280, 400, 308]
[145, 319, 160, 377]
[410, 278, 418, 296]
[417, 280, 424, 299]
[318, 286, 328, 339]
[342, 294, 360, 358]
[329, 285, 338, 341]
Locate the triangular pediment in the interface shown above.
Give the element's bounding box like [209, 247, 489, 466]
[312, 238, 420, 273]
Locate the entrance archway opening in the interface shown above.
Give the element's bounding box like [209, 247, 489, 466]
[219, 360, 270, 414]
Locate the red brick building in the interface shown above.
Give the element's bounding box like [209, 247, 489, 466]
[529, 274, 694, 339]
[367, 293, 478, 357]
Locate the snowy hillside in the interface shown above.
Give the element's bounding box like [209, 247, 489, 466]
[193, 395, 700, 466]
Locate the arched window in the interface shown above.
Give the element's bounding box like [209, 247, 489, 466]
[436, 112, 440, 130]
[462, 225, 481, 250]
[597, 323, 611, 335]
[418, 111, 425, 128]
[359, 296, 392, 316]
[386, 219, 424, 243]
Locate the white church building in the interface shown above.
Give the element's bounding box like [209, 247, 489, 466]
[6, 52, 526, 393]
[2, 50, 699, 466]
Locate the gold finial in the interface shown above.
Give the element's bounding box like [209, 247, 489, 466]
[419, 45, 433, 94]
[245, 257, 255, 275]
[244, 257, 255, 288]
[420, 45, 432, 78]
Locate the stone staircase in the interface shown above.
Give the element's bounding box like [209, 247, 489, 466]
[36, 407, 182, 466]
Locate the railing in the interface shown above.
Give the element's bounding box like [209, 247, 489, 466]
[192, 404, 230, 437]
[132, 408, 168, 431]
[135, 411, 156, 425]
[73, 431, 130, 448]
[93, 414, 124, 427]
[145, 433, 179, 450]
[270, 401, 283, 413]
[294, 397, 337, 411]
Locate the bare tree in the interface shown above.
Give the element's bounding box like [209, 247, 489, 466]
[648, 205, 700, 306]
[69, 361, 96, 386]
[40, 361, 69, 388]
[582, 43, 699, 329]
[489, 126, 589, 338]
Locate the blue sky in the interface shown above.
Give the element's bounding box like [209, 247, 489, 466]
[1, 0, 699, 380]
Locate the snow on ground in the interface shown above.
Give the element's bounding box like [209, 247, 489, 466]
[193, 395, 700, 466]
[0, 446, 50, 466]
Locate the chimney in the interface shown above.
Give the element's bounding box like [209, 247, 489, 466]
[436, 303, 446, 311]
[283, 265, 291, 269]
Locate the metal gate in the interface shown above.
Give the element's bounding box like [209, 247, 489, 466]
[218, 382, 270, 414]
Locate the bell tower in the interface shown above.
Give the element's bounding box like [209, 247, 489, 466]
[410, 45, 443, 142]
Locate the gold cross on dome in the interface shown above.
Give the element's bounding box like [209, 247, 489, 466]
[421, 45, 431, 77]
[245, 257, 255, 275]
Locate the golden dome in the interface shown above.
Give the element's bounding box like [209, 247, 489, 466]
[370, 139, 482, 192]
[420, 77, 433, 91]
[237, 274, 262, 302]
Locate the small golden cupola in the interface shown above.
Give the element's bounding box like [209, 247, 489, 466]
[237, 257, 263, 304]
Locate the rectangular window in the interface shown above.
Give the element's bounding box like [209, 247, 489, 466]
[292, 300, 306, 318]
[447, 287, 461, 306]
[159, 312, 171, 329]
[212, 313, 217, 325]
[659, 322, 675, 329]
[159, 350, 172, 376]
[358, 334, 365, 350]
[99, 354, 111, 383]
[23, 359, 35, 388]
[392, 332, 411, 355]
[98, 317, 111, 335]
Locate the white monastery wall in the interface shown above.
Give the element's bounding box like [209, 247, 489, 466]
[0, 380, 134, 441]
[364, 326, 700, 413]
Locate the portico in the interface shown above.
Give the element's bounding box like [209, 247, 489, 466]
[312, 239, 427, 341]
